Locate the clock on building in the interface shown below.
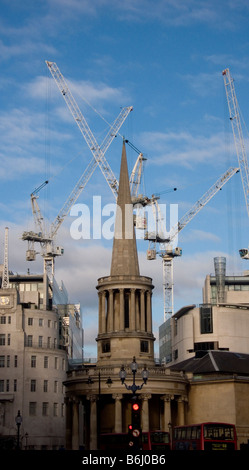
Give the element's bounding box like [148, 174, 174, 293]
[0, 296, 10, 306]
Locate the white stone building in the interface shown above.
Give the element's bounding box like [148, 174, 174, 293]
[160, 257, 249, 365]
[0, 271, 82, 449]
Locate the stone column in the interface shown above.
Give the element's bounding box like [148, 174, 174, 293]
[65, 397, 72, 450]
[141, 394, 151, 432]
[146, 291, 152, 333]
[108, 289, 114, 332]
[98, 292, 102, 334]
[87, 395, 98, 450]
[130, 289, 136, 330]
[101, 291, 106, 334]
[177, 396, 187, 426]
[72, 398, 79, 450]
[119, 288, 124, 330]
[113, 394, 123, 433]
[140, 290, 145, 331]
[161, 395, 172, 432]
[135, 291, 140, 331]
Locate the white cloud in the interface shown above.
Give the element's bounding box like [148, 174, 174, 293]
[140, 130, 230, 168]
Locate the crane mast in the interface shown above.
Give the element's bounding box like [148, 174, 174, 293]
[222, 68, 249, 259]
[2, 227, 10, 289]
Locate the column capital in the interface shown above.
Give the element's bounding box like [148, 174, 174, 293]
[177, 395, 188, 403]
[140, 393, 152, 401]
[112, 393, 123, 400]
[86, 394, 98, 402]
[161, 394, 172, 402]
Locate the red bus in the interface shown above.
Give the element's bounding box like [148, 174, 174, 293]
[100, 431, 170, 451]
[172, 422, 237, 450]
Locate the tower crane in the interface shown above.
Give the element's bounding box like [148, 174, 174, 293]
[146, 166, 239, 320]
[1, 227, 10, 289]
[46, 60, 133, 199]
[22, 103, 132, 281]
[222, 68, 249, 259]
[45, 61, 160, 224]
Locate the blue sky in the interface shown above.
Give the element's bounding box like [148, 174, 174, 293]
[1, 0, 249, 357]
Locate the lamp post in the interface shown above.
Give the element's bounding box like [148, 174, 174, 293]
[87, 372, 113, 449]
[119, 356, 149, 396]
[15, 410, 22, 450]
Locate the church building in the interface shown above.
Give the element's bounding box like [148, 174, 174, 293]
[64, 142, 188, 450]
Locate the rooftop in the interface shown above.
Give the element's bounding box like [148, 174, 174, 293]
[170, 350, 249, 375]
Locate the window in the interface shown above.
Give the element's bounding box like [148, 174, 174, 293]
[8, 316, 11, 324]
[44, 380, 48, 392]
[42, 402, 49, 416]
[6, 379, 9, 392]
[31, 356, 36, 368]
[47, 337, 51, 348]
[44, 356, 48, 368]
[54, 357, 58, 369]
[174, 318, 178, 336]
[38, 336, 43, 348]
[28, 318, 33, 326]
[200, 306, 213, 334]
[102, 341, 110, 353]
[0, 316, 6, 324]
[14, 355, 18, 367]
[7, 355, 10, 367]
[30, 379, 36, 392]
[140, 340, 149, 353]
[0, 381, 4, 392]
[14, 379, 17, 392]
[194, 341, 218, 352]
[29, 402, 36, 416]
[7, 334, 10, 346]
[39, 318, 43, 327]
[0, 334, 5, 346]
[53, 403, 58, 417]
[0, 356, 5, 367]
[54, 381, 58, 393]
[27, 335, 33, 347]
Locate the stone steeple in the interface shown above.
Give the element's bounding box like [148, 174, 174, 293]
[96, 142, 155, 366]
[110, 142, 140, 277]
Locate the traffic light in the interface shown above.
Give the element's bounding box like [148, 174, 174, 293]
[127, 400, 141, 449]
[132, 401, 141, 429]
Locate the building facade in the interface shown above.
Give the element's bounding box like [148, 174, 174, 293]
[160, 256, 249, 366]
[0, 270, 82, 449]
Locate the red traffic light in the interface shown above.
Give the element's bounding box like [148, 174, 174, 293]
[128, 424, 133, 430]
[132, 403, 139, 411]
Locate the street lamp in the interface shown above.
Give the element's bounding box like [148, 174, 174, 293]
[15, 410, 22, 450]
[87, 372, 113, 449]
[119, 356, 149, 396]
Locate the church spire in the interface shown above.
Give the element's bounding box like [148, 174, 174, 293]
[110, 141, 140, 277]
